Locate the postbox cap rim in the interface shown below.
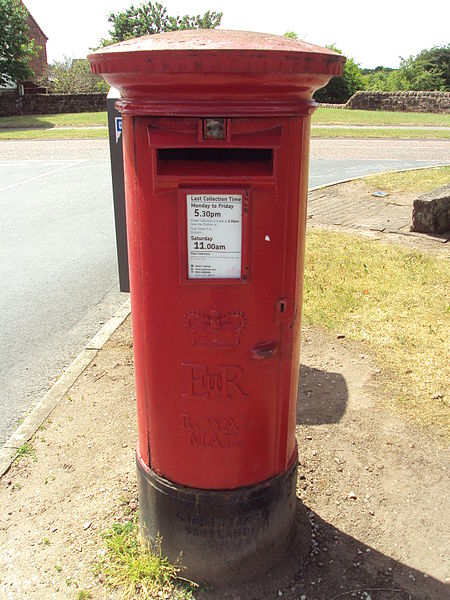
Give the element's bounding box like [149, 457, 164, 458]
[89, 29, 345, 113]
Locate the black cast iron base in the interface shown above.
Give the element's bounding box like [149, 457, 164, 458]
[136, 454, 300, 586]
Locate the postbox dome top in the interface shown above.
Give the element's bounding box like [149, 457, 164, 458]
[89, 29, 345, 116]
[92, 29, 340, 56]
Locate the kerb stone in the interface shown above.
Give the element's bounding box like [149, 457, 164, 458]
[411, 185, 450, 233]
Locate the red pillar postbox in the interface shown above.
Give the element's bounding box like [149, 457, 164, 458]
[89, 30, 344, 584]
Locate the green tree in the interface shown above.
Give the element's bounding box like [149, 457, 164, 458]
[0, 0, 35, 85]
[399, 44, 450, 91]
[45, 58, 109, 94]
[284, 31, 298, 40]
[104, 1, 222, 45]
[314, 45, 364, 103]
[362, 67, 409, 92]
[362, 45, 449, 92]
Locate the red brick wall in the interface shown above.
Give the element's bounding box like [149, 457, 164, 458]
[22, 3, 48, 80]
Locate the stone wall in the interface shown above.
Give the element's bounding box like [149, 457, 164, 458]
[345, 91, 450, 113]
[2, 90, 449, 117]
[0, 93, 107, 117]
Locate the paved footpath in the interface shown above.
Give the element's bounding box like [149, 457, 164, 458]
[307, 183, 449, 246]
[310, 138, 450, 161]
[308, 138, 450, 245]
[1, 138, 449, 161]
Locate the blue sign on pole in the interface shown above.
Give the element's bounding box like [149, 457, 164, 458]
[115, 117, 123, 143]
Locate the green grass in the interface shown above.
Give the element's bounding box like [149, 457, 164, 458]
[2, 109, 448, 130]
[0, 112, 107, 129]
[0, 108, 448, 140]
[363, 166, 450, 193]
[96, 518, 197, 599]
[313, 107, 450, 127]
[14, 441, 36, 463]
[311, 127, 450, 139]
[0, 128, 108, 140]
[303, 231, 450, 437]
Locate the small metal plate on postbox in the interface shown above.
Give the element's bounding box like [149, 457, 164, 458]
[203, 118, 226, 140]
[186, 193, 242, 279]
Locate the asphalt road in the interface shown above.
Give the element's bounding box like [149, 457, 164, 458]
[0, 157, 124, 445]
[0, 138, 449, 445]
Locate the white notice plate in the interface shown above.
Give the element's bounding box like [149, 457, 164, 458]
[187, 194, 242, 279]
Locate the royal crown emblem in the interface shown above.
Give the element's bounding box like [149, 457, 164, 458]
[185, 306, 246, 349]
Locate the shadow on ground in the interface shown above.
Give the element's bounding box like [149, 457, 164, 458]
[292, 361, 444, 600]
[284, 502, 446, 600]
[0, 117, 57, 129]
[297, 364, 348, 425]
[203, 501, 446, 600]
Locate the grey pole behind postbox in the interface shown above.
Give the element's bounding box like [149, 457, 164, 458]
[107, 87, 130, 293]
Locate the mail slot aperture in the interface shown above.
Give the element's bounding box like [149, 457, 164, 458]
[157, 147, 273, 177]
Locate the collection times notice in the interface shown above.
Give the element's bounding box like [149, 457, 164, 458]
[187, 194, 242, 279]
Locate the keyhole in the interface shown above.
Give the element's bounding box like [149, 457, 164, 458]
[277, 298, 287, 319]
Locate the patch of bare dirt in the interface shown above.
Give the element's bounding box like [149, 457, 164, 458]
[0, 319, 448, 599]
[0, 327, 137, 599]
